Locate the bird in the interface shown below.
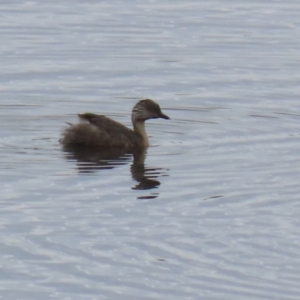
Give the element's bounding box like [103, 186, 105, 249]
[60, 99, 169, 149]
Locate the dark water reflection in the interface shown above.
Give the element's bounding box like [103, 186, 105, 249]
[63, 145, 132, 173]
[63, 145, 167, 198]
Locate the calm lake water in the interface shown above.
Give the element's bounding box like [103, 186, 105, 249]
[1, 1, 300, 299]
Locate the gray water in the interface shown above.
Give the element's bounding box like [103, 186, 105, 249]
[1, 1, 300, 299]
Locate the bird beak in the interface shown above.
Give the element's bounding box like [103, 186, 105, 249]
[160, 113, 170, 120]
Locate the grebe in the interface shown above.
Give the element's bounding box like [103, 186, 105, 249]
[60, 99, 169, 149]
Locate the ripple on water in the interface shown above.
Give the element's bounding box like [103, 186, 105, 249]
[2, 0, 300, 299]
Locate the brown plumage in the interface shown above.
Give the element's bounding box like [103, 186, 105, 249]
[60, 99, 169, 149]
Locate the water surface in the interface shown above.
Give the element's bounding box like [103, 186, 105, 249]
[1, 1, 300, 299]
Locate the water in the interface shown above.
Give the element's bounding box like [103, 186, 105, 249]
[1, 1, 300, 299]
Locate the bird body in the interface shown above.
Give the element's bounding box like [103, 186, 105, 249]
[60, 99, 169, 149]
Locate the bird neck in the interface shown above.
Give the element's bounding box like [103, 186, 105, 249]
[133, 121, 149, 147]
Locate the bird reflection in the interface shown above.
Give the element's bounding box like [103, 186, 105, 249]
[63, 145, 168, 198]
[131, 150, 161, 191]
[63, 145, 132, 173]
